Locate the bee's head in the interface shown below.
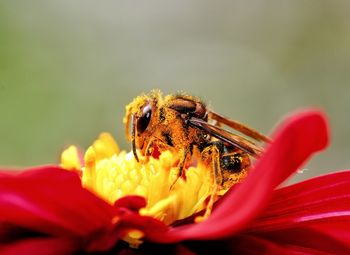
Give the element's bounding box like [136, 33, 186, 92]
[123, 91, 161, 161]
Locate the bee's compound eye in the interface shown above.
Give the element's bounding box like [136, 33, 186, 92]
[137, 104, 152, 134]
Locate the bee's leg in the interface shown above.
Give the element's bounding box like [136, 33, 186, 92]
[211, 145, 223, 185]
[170, 148, 189, 190]
[144, 139, 155, 157]
[196, 144, 222, 222]
[201, 141, 224, 183]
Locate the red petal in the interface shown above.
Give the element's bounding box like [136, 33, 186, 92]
[115, 208, 169, 240]
[250, 171, 350, 232]
[245, 170, 350, 253]
[253, 227, 350, 255]
[149, 110, 329, 242]
[187, 233, 345, 255]
[228, 233, 342, 255]
[229, 235, 296, 255]
[114, 195, 147, 212]
[0, 237, 77, 255]
[0, 166, 125, 252]
[0, 166, 115, 237]
[187, 234, 297, 255]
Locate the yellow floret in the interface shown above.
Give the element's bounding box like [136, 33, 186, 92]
[60, 132, 246, 225]
[60, 145, 81, 171]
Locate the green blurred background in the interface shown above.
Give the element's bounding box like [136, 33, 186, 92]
[0, 1, 349, 183]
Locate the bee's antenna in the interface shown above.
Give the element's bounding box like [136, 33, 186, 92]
[131, 114, 140, 162]
[124, 104, 132, 141]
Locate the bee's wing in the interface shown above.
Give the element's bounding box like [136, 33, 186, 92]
[188, 117, 265, 157]
[208, 111, 270, 143]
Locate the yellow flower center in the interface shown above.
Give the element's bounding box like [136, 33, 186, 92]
[60, 133, 247, 244]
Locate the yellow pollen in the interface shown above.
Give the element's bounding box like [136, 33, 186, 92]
[123, 230, 144, 248]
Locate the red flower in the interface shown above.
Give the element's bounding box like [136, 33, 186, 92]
[0, 110, 349, 254]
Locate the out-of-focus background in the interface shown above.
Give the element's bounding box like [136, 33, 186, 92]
[0, 1, 349, 183]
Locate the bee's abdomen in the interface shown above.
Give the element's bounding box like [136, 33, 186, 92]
[220, 152, 250, 173]
[220, 153, 243, 172]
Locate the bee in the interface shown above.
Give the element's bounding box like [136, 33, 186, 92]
[124, 90, 269, 182]
[123, 91, 270, 219]
[124, 90, 269, 216]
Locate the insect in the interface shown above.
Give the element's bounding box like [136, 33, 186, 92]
[124, 90, 270, 218]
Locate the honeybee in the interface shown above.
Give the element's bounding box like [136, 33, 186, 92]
[124, 90, 270, 192]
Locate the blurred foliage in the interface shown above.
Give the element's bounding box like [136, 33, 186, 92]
[0, 1, 349, 183]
